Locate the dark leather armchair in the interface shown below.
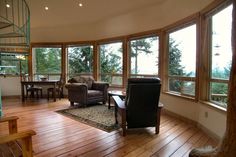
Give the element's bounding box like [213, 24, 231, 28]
[112, 77, 162, 136]
[65, 76, 109, 106]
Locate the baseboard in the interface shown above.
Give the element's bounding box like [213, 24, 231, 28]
[2, 95, 21, 99]
[162, 108, 220, 142]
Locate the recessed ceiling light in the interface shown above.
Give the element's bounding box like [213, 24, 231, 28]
[79, 3, 83, 7]
[6, 4, 10, 8]
[45, 6, 49, 10]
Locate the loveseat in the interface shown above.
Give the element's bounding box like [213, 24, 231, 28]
[65, 76, 109, 106]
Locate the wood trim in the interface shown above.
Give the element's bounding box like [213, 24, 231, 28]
[200, 0, 232, 16]
[93, 43, 99, 80]
[162, 13, 199, 33]
[122, 38, 128, 88]
[127, 29, 161, 41]
[96, 36, 125, 45]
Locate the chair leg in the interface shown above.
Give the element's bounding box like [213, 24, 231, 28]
[40, 89, 43, 98]
[120, 108, 126, 136]
[47, 90, 50, 100]
[70, 102, 74, 106]
[36, 91, 39, 99]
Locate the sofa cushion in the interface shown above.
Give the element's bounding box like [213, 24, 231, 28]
[68, 76, 94, 89]
[87, 90, 103, 98]
[79, 76, 94, 90]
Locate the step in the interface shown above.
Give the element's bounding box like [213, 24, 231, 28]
[0, 32, 25, 38]
[0, 43, 28, 46]
[0, 21, 13, 29]
[0, 47, 29, 53]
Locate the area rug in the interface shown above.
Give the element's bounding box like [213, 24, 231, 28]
[56, 104, 119, 132]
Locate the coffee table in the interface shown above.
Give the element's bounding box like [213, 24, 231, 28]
[108, 90, 126, 109]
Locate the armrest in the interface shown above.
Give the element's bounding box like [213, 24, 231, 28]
[65, 83, 88, 90]
[0, 116, 19, 134]
[0, 130, 36, 144]
[112, 96, 126, 109]
[92, 82, 109, 91]
[0, 116, 19, 123]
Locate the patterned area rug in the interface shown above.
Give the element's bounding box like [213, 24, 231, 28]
[56, 104, 119, 132]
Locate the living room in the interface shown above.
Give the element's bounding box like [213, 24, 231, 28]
[0, 0, 236, 156]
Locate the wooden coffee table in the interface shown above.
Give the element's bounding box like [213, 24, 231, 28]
[108, 90, 126, 109]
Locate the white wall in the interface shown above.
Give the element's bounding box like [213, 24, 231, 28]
[160, 94, 226, 139]
[0, 77, 21, 96]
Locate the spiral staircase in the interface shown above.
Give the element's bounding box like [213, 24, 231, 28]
[0, 0, 30, 53]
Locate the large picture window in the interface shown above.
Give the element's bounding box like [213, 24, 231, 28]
[209, 4, 232, 108]
[32, 47, 62, 80]
[129, 36, 159, 77]
[0, 53, 28, 76]
[67, 45, 93, 78]
[99, 42, 123, 86]
[167, 24, 196, 97]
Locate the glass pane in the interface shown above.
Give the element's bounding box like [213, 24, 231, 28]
[182, 81, 195, 96]
[168, 78, 195, 96]
[67, 45, 93, 77]
[32, 47, 62, 80]
[130, 36, 159, 75]
[210, 82, 228, 108]
[211, 5, 232, 80]
[168, 24, 196, 77]
[100, 74, 122, 86]
[0, 53, 28, 75]
[99, 42, 123, 85]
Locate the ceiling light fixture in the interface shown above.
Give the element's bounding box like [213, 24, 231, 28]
[79, 3, 83, 7]
[45, 6, 49, 10]
[6, 4, 10, 8]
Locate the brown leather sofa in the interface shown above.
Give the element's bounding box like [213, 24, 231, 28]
[65, 76, 109, 106]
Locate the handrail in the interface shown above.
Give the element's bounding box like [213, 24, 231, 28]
[0, 0, 30, 52]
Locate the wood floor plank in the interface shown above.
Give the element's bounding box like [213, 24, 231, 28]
[1, 98, 219, 157]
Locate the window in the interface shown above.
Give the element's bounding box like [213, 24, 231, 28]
[32, 47, 62, 80]
[0, 53, 28, 76]
[209, 4, 232, 108]
[99, 42, 123, 86]
[129, 36, 159, 77]
[67, 45, 93, 78]
[167, 24, 196, 97]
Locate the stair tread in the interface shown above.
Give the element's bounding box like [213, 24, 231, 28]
[0, 21, 13, 29]
[0, 43, 28, 46]
[0, 32, 25, 38]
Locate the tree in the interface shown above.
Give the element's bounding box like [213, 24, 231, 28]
[130, 37, 157, 74]
[100, 45, 122, 83]
[68, 46, 93, 76]
[168, 38, 185, 92]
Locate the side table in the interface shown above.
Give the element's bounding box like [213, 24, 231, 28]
[108, 90, 126, 109]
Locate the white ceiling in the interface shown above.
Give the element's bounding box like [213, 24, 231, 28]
[26, 0, 166, 28]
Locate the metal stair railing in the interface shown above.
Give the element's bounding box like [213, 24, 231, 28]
[0, 0, 30, 53]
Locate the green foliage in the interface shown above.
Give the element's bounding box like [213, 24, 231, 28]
[68, 46, 93, 76]
[130, 37, 157, 74]
[100, 45, 122, 83]
[35, 48, 61, 74]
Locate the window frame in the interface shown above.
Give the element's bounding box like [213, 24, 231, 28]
[163, 14, 200, 100]
[66, 44, 94, 79]
[97, 39, 124, 87]
[30, 43, 63, 80]
[128, 34, 160, 79]
[201, 2, 233, 108]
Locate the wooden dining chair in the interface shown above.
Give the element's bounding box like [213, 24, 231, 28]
[47, 76, 64, 100]
[0, 116, 36, 157]
[23, 74, 43, 99]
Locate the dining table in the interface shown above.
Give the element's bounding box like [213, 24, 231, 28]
[21, 80, 58, 102]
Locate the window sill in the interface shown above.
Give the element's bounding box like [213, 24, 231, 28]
[199, 100, 227, 113]
[163, 91, 196, 102]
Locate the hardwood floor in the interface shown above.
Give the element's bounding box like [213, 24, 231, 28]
[1, 98, 217, 157]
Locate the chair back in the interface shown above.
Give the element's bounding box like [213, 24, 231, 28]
[125, 77, 161, 128]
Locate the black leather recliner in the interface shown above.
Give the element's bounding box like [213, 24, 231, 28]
[112, 77, 162, 136]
